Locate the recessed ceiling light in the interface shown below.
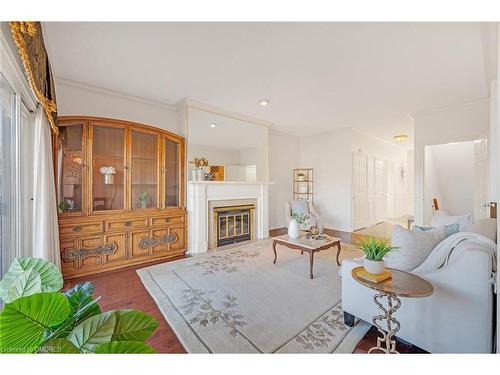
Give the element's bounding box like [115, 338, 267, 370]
[393, 134, 408, 143]
[259, 99, 269, 107]
[209, 123, 217, 128]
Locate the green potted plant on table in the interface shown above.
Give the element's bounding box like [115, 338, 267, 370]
[358, 237, 396, 275]
[0, 257, 159, 353]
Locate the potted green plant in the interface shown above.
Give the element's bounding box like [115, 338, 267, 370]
[58, 200, 70, 213]
[0, 257, 159, 353]
[358, 237, 396, 274]
[297, 172, 306, 181]
[140, 192, 148, 208]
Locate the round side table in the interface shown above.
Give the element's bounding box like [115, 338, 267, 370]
[351, 266, 433, 354]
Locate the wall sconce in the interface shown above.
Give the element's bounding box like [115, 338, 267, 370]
[99, 166, 116, 185]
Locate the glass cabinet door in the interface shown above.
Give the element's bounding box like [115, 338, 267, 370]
[164, 138, 180, 207]
[131, 130, 158, 209]
[92, 125, 125, 211]
[57, 124, 84, 213]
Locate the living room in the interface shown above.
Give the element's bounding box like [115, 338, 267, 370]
[1, 2, 500, 373]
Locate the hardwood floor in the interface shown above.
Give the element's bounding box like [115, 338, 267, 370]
[64, 228, 426, 354]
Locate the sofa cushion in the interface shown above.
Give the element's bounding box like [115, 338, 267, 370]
[467, 218, 497, 243]
[430, 210, 472, 231]
[414, 223, 460, 238]
[385, 225, 446, 271]
[290, 199, 309, 216]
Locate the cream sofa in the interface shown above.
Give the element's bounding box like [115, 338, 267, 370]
[341, 224, 497, 353]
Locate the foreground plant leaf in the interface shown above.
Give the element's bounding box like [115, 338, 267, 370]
[94, 341, 157, 354]
[51, 282, 101, 338]
[38, 338, 81, 353]
[0, 292, 71, 353]
[111, 310, 159, 342]
[0, 257, 63, 303]
[7, 268, 42, 302]
[67, 311, 116, 353]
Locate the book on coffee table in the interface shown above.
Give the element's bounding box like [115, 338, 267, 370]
[354, 268, 392, 283]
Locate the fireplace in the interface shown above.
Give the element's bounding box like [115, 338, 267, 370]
[214, 204, 255, 247]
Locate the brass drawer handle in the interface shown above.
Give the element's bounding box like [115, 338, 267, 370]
[165, 218, 171, 223]
[124, 221, 133, 227]
[73, 226, 82, 232]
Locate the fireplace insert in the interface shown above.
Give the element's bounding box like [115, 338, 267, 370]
[214, 205, 254, 247]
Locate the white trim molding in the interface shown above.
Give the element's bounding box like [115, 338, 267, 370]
[186, 181, 274, 254]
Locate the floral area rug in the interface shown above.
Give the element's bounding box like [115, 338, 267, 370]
[137, 239, 369, 353]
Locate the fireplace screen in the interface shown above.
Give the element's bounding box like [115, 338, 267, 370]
[215, 205, 254, 247]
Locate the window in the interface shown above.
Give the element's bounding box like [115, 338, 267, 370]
[0, 70, 36, 279]
[0, 73, 17, 277]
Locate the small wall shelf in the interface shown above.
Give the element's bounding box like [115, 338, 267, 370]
[293, 168, 313, 202]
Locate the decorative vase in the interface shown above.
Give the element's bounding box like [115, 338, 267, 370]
[192, 169, 198, 181]
[298, 175, 305, 181]
[196, 168, 204, 181]
[140, 201, 147, 209]
[363, 258, 386, 275]
[288, 219, 300, 239]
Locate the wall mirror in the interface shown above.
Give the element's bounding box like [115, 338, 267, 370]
[187, 107, 269, 182]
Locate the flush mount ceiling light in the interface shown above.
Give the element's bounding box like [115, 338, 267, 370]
[209, 123, 217, 128]
[259, 99, 269, 107]
[393, 134, 409, 143]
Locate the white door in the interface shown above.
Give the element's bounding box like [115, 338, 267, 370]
[352, 153, 369, 230]
[474, 138, 490, 221]
[374, 158, 387, 223]
[386, 160, 395, 219]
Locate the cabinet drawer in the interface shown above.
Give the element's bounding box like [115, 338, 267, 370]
[150, 215, 184, 227]
[105, 218, 148, 231]
[59, 221, 103, 236]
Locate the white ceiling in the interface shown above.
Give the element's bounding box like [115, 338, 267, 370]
[188, 107, 268, 149]
[43, 22, 489, 146]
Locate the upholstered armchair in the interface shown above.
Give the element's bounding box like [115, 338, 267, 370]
[285, 199, 323, 232]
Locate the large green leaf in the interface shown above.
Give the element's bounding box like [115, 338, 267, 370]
[51, 282, 101, 338]
[112, 310, 159, 342]
[7, 268, 42, 302]
[0, 257, 63, 303]
[94, 341, 157, 354]
[67, 311, 116, 353]
[38, 338, 81, 353]
[0, 292, 71, 353]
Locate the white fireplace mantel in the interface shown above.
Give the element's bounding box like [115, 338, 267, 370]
[187, 181, 274, 254]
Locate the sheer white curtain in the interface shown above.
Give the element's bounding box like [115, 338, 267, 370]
[32, 107, 60, 268]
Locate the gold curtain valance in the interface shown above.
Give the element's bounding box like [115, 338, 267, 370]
[10, 21, 58, 135]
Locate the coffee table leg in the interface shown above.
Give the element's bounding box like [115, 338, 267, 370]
[272, 241, 277, 264]
[309, 251, 314, 279]
[335, 242, 341, 266]
[368, 292, 401, 354]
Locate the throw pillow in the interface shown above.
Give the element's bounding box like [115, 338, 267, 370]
[430, 210, 472, 231]
[467, 218, 497, 243]
[384, 225, 446, 271]
[413, 223, 460, 238]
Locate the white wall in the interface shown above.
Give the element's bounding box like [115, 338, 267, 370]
[268, 129, 300, 229]
[55, 78, 178, 133]
[414, 98, 490, 225]
[300, 128, 353, 232]
[424, 141, 476, 222]
[351, 129, 411, 224]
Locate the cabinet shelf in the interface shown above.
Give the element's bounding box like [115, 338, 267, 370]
[293, 168, 314, 202]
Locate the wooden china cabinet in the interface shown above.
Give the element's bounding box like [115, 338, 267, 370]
[55, 116, 186, 279]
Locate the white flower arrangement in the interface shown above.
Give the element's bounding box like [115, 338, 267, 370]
[99, 166, 116, 175]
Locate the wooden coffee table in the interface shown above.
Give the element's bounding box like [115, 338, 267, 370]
[272, 234, 342, 279]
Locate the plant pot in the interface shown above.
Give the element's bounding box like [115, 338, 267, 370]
[140, 201, 147, 209]
[288, 219, 300, 239]
[297, 175, 305, 181]
[191, 169, 198, 181]
[363, 258, 386, 275]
